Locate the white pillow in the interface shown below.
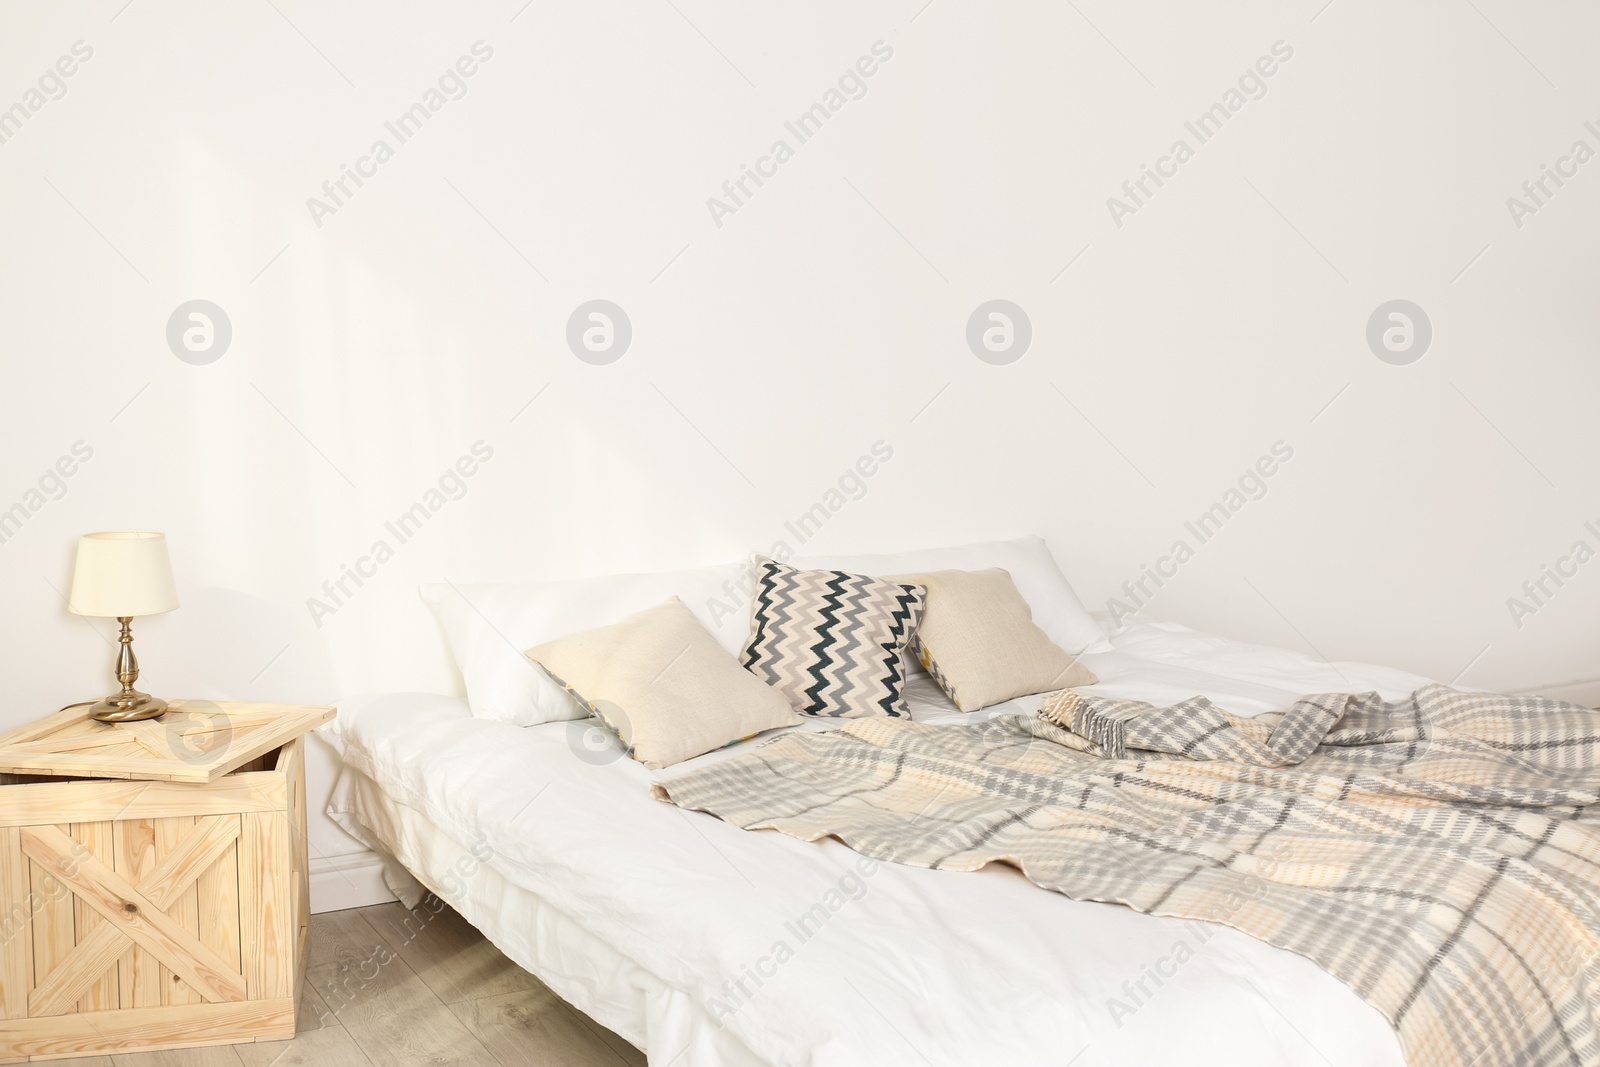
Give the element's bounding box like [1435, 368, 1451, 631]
[420, 562, 746, 726]
[790, 536, 1111, 656]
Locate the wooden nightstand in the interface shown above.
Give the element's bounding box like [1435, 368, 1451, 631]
[0, 699, 334, 1063]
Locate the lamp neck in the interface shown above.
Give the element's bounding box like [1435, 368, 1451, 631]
[115, 616, 140, 695]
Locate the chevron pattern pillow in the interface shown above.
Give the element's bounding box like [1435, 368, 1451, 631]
[741, 557, 927, 718]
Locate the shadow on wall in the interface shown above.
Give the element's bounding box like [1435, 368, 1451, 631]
[125, 585, 340, 706]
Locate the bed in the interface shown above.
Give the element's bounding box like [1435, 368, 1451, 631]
[320, 614, 1438, 1066]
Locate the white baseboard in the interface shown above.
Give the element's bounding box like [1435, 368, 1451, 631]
[309, 849, 399, 913]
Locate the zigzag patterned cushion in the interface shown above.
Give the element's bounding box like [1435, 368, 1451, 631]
[741, 557, 926, 719]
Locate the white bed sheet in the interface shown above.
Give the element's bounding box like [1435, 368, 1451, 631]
[321, 616, 1432, 1067]
[329, 762, 771, 1065]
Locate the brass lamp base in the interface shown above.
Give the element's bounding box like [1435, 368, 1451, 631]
[86, 616, 168, 722]
[88, 690, 168, 723]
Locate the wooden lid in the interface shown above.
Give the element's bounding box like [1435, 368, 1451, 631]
[0, 699, 335, 784]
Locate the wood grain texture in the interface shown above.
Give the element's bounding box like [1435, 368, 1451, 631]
[70, 823, 118, 1014]
[24, 903, 643, 1067]
[28, 922, 122, 1020]
[0, 998, 292, 1060]
[233, 1021, 369, 1067]
[5, 731, 135, 754]
[237, 813, 293, 1003]
[19, 825, 246, 1005]
[114, 819, 162, 1010]
[283, 740, 309, 1016]
[364, 900, 545, 1005]
[197, 831, 243, 1000]
[111, 1048, 244, 1067]
[28, 826, 76, 1019]
[0, 705, 325, 1063]
[291, 982, 336, 1034]
[0, 706, 96, 749]
[448, 988, 645, 1067]
[134, 818, 239, 911]
[0, 703, 333, 784]
[0, 778, 286, 829]
[156, 818, 203, 1007]
[304, 910, 494, 1067]
[0, 827, 31, 1022]
[28, 817, 240, 1018]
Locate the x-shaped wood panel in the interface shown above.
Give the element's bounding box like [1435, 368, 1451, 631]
[22, 818, 247, 1017]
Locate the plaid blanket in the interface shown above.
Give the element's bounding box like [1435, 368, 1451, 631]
[653, 684, 1600, 1066]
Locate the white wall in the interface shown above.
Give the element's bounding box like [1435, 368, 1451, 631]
[2, 0, 1597, 904]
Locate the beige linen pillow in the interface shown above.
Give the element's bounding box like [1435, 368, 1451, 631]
[526, 597, 799, 768]
[887, 568, 1097, 711]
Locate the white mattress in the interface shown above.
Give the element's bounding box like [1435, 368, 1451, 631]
[321, 616, 1434, 1067]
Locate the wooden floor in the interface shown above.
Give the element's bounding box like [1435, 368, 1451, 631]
[42, 899, 645, 1067]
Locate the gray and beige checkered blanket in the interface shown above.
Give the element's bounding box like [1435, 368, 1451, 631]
[653, 684, 1600, 1066]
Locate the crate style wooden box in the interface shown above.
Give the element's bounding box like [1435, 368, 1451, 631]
[0, 700, 334, 1062]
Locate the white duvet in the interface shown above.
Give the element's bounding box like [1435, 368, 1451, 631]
[321, 617, 1435, 1066]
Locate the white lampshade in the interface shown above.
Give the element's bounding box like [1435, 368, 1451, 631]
[68, 531, 179, 618]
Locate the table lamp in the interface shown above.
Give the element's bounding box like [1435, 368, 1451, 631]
[68, 531, 179, 722]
